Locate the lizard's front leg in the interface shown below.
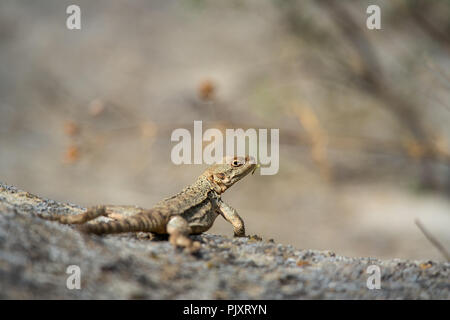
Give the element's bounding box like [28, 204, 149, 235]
[214, 198, 246, 237]
[167, 216, 201, 253]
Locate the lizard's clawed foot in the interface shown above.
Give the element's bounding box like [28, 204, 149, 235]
[233, 228, 246, 237]
[187, 240, 202, 254]
[169, 232, 201, 254]
[167, 216, 201, 254]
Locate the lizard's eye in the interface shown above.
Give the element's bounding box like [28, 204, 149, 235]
[231, 159, 242, 167]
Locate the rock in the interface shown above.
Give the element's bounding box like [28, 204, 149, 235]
[0, 183, 449, 299]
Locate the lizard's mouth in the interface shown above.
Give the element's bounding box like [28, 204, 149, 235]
[242, 155, 258, 176]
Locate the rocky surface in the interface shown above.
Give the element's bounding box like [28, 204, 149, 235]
[0, 183, 449, 299]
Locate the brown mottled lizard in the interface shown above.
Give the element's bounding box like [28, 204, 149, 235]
[40, 156, 257, 253]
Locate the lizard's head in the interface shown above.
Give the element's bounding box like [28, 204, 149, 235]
[203, 156, 257, 194]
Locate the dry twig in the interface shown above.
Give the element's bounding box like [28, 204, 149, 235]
[415, 218, 450, 261]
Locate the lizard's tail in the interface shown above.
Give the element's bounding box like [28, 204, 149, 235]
[38, 206, 107, 225]
[77, 209, 168, 235]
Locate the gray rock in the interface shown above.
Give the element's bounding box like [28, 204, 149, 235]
[0, 182, 449, 299]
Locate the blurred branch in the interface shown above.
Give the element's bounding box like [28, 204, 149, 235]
[313, 0, 445, 189]
[126, 120, 450, 163]
[292, 105, 332, 181]
[425, 58, 450, 90]
[415, 219, 450, 261]
[407, 0, 450, 52]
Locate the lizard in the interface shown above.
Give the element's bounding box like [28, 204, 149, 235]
[39, 156, 257, 253]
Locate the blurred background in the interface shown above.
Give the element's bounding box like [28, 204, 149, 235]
[1, 0, 449, 261]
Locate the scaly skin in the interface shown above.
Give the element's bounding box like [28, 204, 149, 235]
[40, 156, 256, 253]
